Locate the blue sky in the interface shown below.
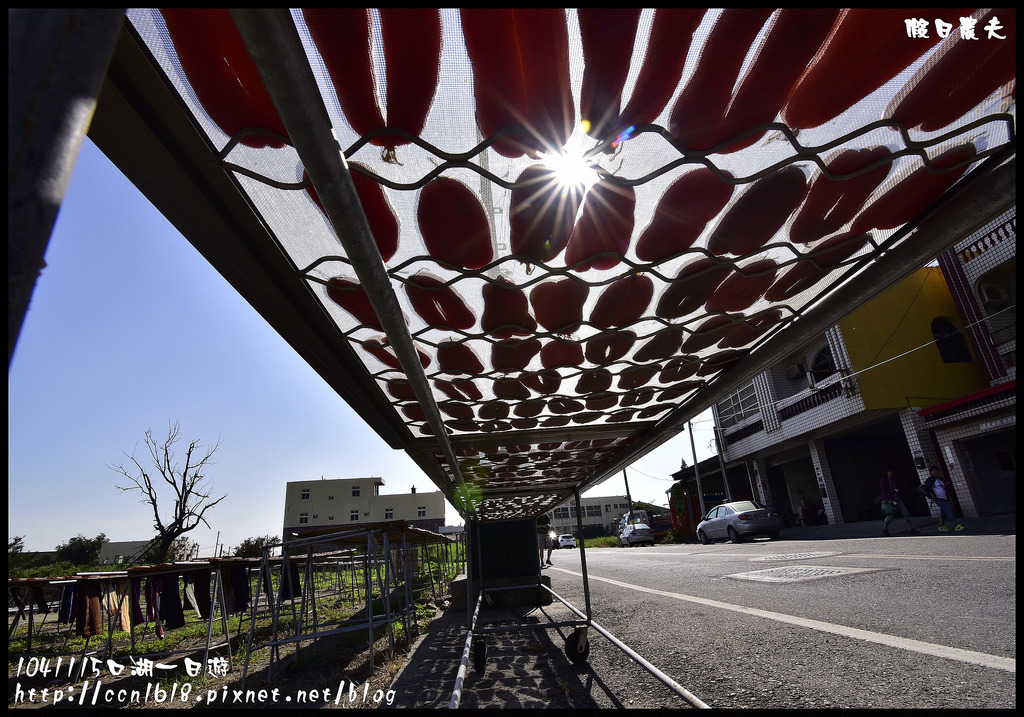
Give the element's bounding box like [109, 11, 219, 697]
[8, 139, 717, 555]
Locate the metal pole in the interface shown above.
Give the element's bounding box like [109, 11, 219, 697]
[215, 566, 232, 667]
[365, 531, 375, 678]
[229, 10, 470, 501]
[200, 567, 219, 677]
[573, 489, 593, 622]
[241, 554, 268, 689]
[8, 8, 125, 365]
[622, 469, 635, 526]
[689, 421, 707, 517]
[449, 591, 484, 709]
[714, 427, 732, 502]
[382, 531, 394, 658]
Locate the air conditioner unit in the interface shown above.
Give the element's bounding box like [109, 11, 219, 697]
[979, 282, 1010, 309]
[785, 363, 805, 380]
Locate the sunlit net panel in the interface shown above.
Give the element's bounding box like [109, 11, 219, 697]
[123, 8, 1016, 500]
[446, 436, 641, 516]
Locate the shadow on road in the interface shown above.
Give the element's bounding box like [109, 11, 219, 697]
[384, 602, 623, 710]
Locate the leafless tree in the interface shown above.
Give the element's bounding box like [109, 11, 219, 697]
[110, 421, 227, 564]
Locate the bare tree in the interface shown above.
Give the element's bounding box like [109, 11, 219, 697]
[110, 421, 227, 564]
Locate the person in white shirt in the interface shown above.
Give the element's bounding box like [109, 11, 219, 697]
[923, 466, 964, 532]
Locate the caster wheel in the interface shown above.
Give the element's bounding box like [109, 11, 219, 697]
[473, 637, 487, 673]
[565, 630, 590, 664]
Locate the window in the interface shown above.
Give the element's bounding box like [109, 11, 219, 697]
[328, 495, 334, 501]
[352, 485, 361, 497]
[716, 382, 759, 428]
[300, 489, 309, 500]
[586, 505, 602, 517]
[350, 510, 360, 521]
[605, 504, 611, 512]
[417, 506, 426, 517]
[328, 515, 334, 521]
[554, 507, 570, 519]
[932, 318, 972, 363]
[299, 513, 308, 524]
[810, 346, 837, 380]
[385, 508, 393, 519]
[312, 514, 318, 520]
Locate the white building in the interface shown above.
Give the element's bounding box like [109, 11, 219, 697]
[546, 494, 639, 536]
[282, 477, 446, 540]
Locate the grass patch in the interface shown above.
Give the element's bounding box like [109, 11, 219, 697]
[582, 536, 619, 549]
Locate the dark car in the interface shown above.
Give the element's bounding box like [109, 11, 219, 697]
[697, 500, 783, 544]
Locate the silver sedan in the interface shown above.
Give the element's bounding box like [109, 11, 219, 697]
[618, 523, 655, 547]
[697, 500, 783, 544]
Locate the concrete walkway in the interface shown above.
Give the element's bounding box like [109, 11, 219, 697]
[779, 512, 1015, 541]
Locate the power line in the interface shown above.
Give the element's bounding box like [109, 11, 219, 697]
[626, 466, 673, 481]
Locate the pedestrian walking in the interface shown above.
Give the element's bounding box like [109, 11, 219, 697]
[536, 512, 554, 567]
[880, 468, 918, 535]
[922, 466, 965, 532]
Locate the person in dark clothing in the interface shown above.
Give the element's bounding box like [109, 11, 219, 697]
[880, 468, 918, 536]
[536, 513, 553, 568]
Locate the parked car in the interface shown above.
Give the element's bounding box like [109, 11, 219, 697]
[618, 523, 655, 547]
[697, 500, 783, 544]
[556, 534, 577, 549]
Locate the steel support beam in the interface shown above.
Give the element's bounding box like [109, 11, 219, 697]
[229, 10, 467, 498]
[8, 9, 126, 366]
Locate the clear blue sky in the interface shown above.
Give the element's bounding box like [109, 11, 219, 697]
[8, 139, 717, 556]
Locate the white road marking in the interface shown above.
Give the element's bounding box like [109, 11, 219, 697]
[840, 554, 1014, 561]
[556, 569, 1015, 673]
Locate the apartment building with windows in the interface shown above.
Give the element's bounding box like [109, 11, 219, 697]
[545, 494, 638, 536]
[923, 208, 1015, 515]
[282, 476, 446, 541]
[680, 208, 1015, 526]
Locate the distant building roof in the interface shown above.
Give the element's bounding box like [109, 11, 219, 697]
[97, 540, 153, 564]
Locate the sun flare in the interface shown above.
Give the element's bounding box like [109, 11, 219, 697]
[539, 147, 600, 191]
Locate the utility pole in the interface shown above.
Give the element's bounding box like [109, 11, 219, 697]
[714, 425, 733, 502]
[688, 421, 707, 517]
[623, 469, 635, 525]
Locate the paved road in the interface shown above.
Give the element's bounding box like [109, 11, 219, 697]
[387, 515, 1015, 709]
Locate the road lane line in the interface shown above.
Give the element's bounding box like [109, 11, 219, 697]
[839, 554, 1014, 561]
[556, 569, 1015, 673]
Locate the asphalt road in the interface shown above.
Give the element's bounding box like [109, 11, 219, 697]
[388, 515, 1015, 710]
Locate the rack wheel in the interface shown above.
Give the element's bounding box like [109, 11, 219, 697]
[473, 637, 487, 673]
[565, 629, 590, 664]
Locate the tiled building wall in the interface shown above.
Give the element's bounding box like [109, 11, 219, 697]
[926, 394, 1016, 519]
[722, 366, 867, 460]
[934, 419, 985, 518]
[954, 209, 1016, 382]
